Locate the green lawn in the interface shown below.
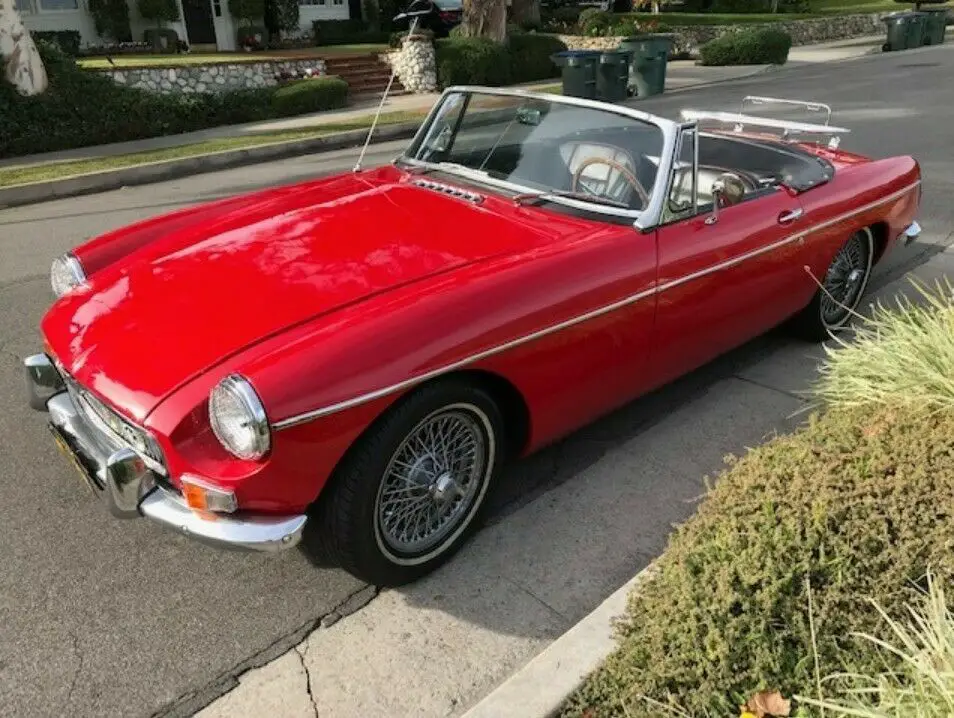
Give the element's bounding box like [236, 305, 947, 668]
[78, 43, 390, 69]
[0, 110, 424, 188]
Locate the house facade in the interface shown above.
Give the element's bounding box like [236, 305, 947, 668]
[18, 0, 351, 51]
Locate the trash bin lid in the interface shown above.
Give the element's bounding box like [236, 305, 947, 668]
[552, 50, 602, 57]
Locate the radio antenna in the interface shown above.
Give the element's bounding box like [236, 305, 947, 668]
[353, 1, 431, 173]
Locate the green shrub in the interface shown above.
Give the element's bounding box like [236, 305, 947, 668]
[561, 400, 954, 717]
[813, 279, 954, 415]
[578, 7, 612, 35]
[434, 36, 512, 87]
[506, 33, 566, 82]
[270, 76, 349, 117]
[312, 19, 390, 45]
[31, 31, 81, 56]
[699, 27, 792, 65]
[87, 0, 132, 42]
[540, 5, 581, 31]
[230, 0, 265, 24]
[137, 0, 180, 25]
[799, 571, 954, 716]
[0, 42, 343, 158]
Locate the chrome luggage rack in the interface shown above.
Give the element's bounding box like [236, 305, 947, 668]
[680, 95, 851, 150]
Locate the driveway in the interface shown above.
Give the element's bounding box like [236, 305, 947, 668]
[1, 43, 952, 718]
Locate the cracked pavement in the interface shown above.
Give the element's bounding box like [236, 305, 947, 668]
[2, 43, 954, 718]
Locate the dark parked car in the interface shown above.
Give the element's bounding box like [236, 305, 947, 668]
[396, 0, 462, 36]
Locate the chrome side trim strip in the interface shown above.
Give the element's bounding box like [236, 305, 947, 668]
[657, 180, 921, 292]
[273, 179, 921, 431]
[273, 284, 658, 430]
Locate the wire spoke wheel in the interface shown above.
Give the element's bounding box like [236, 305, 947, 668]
[374, 404, 492, 561]
[820, 230, 872, 329]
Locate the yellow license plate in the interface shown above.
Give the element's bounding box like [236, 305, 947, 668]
[49, 425, 98, 495]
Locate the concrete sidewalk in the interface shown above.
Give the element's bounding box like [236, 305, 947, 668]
[191, 237, 954, 718]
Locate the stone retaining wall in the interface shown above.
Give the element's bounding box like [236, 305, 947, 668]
[98, 58, 328, 94]
[383, 35, 437, 94]
[559, 11, 886, 57]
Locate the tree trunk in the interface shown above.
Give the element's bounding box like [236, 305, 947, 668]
[510, 0, 539, 27]
[461, 0, 506, 42]
[0, 0, 48, 96]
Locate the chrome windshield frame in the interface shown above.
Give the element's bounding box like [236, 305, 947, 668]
[394, 85, 682, 231]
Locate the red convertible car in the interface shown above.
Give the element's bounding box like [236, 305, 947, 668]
[24, 89, 921, 586]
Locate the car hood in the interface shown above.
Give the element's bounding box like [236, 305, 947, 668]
[43, 173, 549, 422]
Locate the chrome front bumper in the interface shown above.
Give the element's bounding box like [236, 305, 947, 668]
[25, 353, 307, 553]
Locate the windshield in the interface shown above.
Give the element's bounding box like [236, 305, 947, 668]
[402, 91, 666, 212]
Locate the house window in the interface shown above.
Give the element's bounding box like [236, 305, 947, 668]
[14, 0, 34, 12]
[299, 0, 326, 5]
[39, 0, 79, 11]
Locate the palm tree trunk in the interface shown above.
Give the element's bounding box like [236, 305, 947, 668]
[461, 0, 506, 42]
[0, 0, 48, 96]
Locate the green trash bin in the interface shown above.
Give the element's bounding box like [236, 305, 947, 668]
[618, 34, 672, 98]
[596, 49, 633, 102]
[550, 50, 600, 99]
[882, 12, 912, 51]
[907, 11, 928, 47]
[921, 7, 947, 44]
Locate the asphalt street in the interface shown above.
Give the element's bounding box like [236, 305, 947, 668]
[1, 43, 953, 718]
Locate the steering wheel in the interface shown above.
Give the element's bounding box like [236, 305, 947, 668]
[571, 156, 651, 208]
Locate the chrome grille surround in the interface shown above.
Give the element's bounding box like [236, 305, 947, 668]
[60, 370, 168, 476]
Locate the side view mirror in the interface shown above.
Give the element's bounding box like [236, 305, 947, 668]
[705, 172, 746, 225]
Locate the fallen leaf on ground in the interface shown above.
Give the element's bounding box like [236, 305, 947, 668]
[741, 690, 792, 717]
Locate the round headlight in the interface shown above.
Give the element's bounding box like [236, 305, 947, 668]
[209, 375, 271, 460]
[51, 253, 87, 298]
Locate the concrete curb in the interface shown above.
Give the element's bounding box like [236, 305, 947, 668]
[460, 561, 659, 718]
[0, 120, 423, 210]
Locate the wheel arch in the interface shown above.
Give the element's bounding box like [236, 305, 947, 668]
[868, 220, 892, 265]
[309, 368, 532, 509]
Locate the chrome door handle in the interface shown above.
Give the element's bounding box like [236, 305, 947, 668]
[778, 208, 804, 224]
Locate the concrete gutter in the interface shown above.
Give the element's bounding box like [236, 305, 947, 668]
[460, 562, 659, 718]
[0, 120, 422, 210]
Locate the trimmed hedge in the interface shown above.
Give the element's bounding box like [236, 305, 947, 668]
[698, 27, 792, 65]
[312, 19, 390, 45]
[435, 37, 513, 87]
[434, 34, 566, 88]
[0, 42, 349, 158]
[271, 76, 349, 117]
[506, 33, 567, 82]
[561, 402, 954, 717]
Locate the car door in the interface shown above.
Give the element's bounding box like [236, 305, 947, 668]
[648, 130, 809, 387]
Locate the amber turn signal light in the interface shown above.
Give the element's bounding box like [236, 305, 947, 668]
[180, 475, 238, 514]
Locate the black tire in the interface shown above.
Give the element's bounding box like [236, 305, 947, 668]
[789, 227, 874, 342]
[301, 378, 506, 586]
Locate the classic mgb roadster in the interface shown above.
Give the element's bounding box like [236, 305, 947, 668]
[25, 89, 921, 585]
